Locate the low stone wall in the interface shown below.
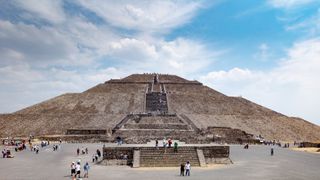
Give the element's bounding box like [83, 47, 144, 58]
[66, 129, 107, 135]
[206, 126, 256, 144]
[113, 129, 201, 144]
[38, 135, 112, 143]
[300, 142, 320, 148]
[103, 147, 134, 166]
[201, 146, 230, 158]
[199, 146, 231, 164]
[124, 123, 189, 130]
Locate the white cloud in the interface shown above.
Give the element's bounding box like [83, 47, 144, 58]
[268, 0, 317, 9]
[103, 37, 221, 76]
[201, 38, 320, 125]
[285, 8, 320, 37]
[0, 20, 77, 66]
[77, 0, 202, 33]
[13, 0, 66, 24]
[0, 0, 223, 114]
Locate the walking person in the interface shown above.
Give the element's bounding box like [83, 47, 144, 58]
[96, 149, 101, 158]
[185, 161, 191, 176]
[77, 148, 80, 156]
[155, 139, 158, 149]
[75, 161, 81, 178]
[83, 162, 90, 178]
[271, 148, 274, 156]
[70, 162, 76, 177]
[180, 163, 185, 176]
[95, 154, 98, 162]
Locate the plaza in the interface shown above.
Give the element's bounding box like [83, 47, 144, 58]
[1, 143, 319, 180]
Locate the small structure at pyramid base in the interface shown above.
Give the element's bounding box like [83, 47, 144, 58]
[101, 142, 232, 167]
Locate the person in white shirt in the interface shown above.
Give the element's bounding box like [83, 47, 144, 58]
[185, 161, 191, 176]
[75, 162, 81, 178]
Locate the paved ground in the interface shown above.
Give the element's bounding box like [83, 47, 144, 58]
[0, 143, 319, 180]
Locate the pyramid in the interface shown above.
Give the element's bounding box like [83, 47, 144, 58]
[0, 73, 319, 142]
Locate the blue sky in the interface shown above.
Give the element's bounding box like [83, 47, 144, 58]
[0, 0, 320, 125]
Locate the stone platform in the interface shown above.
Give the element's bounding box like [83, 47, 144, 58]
[102, 143, 231, 167]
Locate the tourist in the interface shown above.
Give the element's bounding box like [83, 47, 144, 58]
[163, 138, 166, 147]
[77, 148, 80, 156]
[95, 154, 99, 162]
[35, 146, 39, 154]
[75, 161, 81, 178]
[83, 162, 90, 178]
[70, 162, 76, 177]
[271, 148, 274, 156]
[168, 139, 172, 148]
[92, 154, 96, 163]
[2, 149, 6, 158]
[185, 161, 191, 176]
[155, 139, 159, 148]
[180, 163, 185, 176]
[85, 147, 88, 154]
[59, 139, 62, 144]
[97, 149, 101, 158]
[116, 136, 122, 145]
[174, 142, 178, 153]
[244, 144, 249, 149]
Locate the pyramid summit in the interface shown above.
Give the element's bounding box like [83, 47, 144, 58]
[0, 73, 319, 142]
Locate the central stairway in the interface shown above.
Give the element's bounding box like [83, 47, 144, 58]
[139, 147, 200, 167]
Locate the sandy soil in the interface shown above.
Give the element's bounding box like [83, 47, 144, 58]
[291, 147, 320, 154]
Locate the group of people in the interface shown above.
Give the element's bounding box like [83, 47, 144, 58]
[76, 147, 89, 156]
[14, 143, 26, 152]
[31, 145, 40, 154]
[155, 138, 179, 152]
[244, 143, 275, 156]
[53, 144, 60, 151]
[243, 144, 249, 149]
[92, 149, 102, 163]
[180, 161, 191, 176]
[40, 141, 50, 148]
[283, 143, 290, 148]
[2, 148, 13, 158]
[71, 160, 90, 179]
